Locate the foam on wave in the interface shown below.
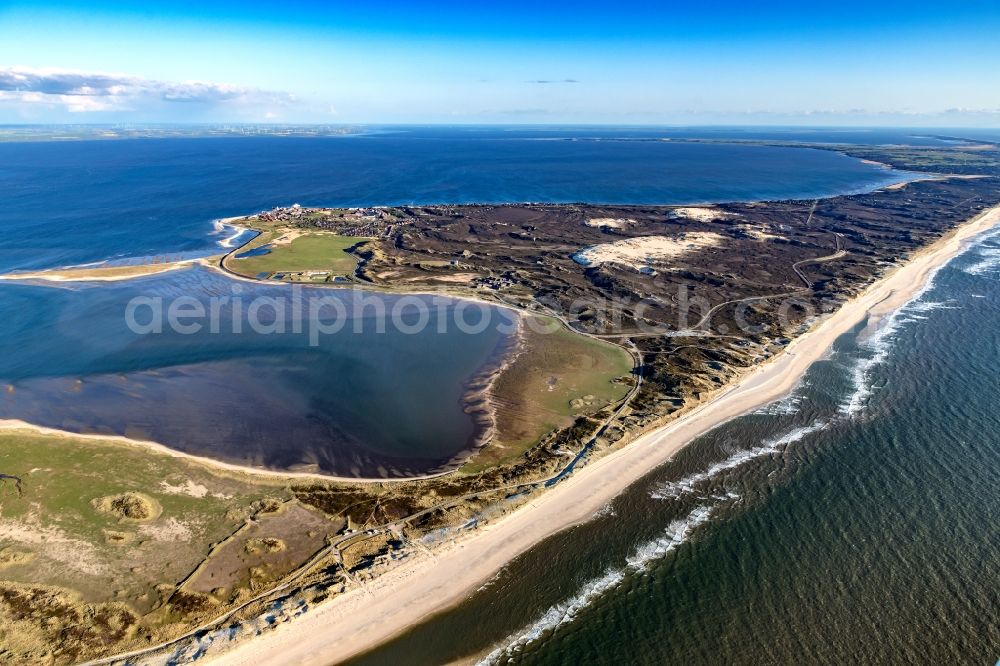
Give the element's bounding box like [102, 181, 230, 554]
[650, 422, 828, 500]
[961, 226, 1000, 276]
[477, 506, 713, 665]
[213, 220, 248, 248]
[840, 258, 956, 415]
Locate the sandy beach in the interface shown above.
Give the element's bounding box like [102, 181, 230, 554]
[0, 256, 216, 283]
[0, 418, 460, 485]
[0, 214, 250, 284]
[205, 203, 1000, 666]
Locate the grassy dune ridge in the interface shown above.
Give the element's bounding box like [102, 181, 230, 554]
[0, 430, 318, 662]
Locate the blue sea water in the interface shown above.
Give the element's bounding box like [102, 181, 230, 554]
[0, 127, 913, 273]
[0, 127, 917, 476]
[0, 127, 920, 477]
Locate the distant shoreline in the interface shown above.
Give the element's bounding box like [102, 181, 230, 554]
[0, 139, 939, 285]
[203, 204, 1000, 666]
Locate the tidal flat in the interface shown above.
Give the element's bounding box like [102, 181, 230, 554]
[0, 270, 500, 477]
[0, 265, 632, 479]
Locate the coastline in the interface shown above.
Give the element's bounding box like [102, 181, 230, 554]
[453, 315, 527, 467]
[204, 203, 1000, 666]
[0, 419, 456, 485]
[0, 234, 539, 482]
[0, 214, 249, 283]
[0, 255, 216, 283]
[0, 274, 541, 483]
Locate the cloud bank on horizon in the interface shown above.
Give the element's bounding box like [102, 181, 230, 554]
[1, 0, 999, 125]
[0, 66, 294, 116]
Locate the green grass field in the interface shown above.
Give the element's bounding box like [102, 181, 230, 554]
[226, 232, 370, 278]
[464, 319, 634, 472]
[0, 431, 287, 606]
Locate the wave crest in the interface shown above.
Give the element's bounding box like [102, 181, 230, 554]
[650, 422, 827, 500]
[476, 506, 713, 665]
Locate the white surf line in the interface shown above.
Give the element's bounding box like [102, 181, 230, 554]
[961, 225, 1000, 276]
[751, 377, 808, 416]
[650, 421, 829, 500]
[840, 257, 962, 416]
[476, 505, 714, 665]
[656, 221, 998, 495]
[214, 219, 250, 248]
[655, 297, 959, 500]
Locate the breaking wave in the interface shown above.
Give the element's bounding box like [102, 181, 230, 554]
[838, 249, 957, 415]
[963, 247, 1000, 276]
[839, 220, 1000, 416]
[753, 389, 805, 416]
[650, 422, 828, 500]
[213, 219, 248, 248]
[840, 216, 1000, 415]
[592, 502, 617, 519]
[961, 227, 1000, 276]
[476, 506, 713, 665]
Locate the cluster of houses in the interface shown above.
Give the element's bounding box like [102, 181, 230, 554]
[475, 273, 518, 291]
[345, 206, 393, 221]
[255, 204, 399, 238]
[254, 203, 313, 223]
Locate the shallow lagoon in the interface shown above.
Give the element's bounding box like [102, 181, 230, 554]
[0, 268, 516, 477]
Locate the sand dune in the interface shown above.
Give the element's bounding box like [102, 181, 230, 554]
[672, 206, 737, 222]
[573, 232, 722, 270]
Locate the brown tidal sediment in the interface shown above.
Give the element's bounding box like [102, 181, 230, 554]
[454, 313, 526, 464]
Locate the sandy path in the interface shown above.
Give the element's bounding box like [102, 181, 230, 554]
[195, 205, 1000, 664]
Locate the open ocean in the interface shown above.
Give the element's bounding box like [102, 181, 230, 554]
[1, 127, 996, 661]
[0, 126, 915, 274]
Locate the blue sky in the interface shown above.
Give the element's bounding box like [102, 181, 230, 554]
[1, 1, 999, 125]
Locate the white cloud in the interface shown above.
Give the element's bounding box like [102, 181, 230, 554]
[0, 65, 294, 115]
[61, 95, 122, 113]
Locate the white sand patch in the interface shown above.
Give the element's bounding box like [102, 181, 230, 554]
[741, 224, 786, 241]
[0, 515, 109, 576]
[573, 233, 723, 270]
[406, 273, 479, 284]
[160, 479, 210, 499]
[271, 229, 307, 246]
[585, 217, 636, 229]
[672, 206, 738, 223]
[139, 517, 194, 542]
[159, 479, 232, 500]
